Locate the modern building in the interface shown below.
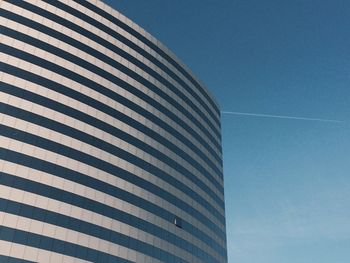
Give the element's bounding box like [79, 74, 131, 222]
[0, 1, 227, 262]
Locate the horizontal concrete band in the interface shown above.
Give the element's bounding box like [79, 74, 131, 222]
[0, 0, 227, 262]
[0, 14, 221, 164]
[0, 60, 225, 208]
[1, 120, 223, 244]
[0, 225, 136, 263]
[0, 120, 226, 249]
[0, 241, 90, 263]
[0, 27, 223, 184]
[0, 57, 223, 207]
[0, 103, 224, 233]
[0, 52, 223, 198]
[0, 6, 223, 166]
[0, 199, 191, 263]
[0, 85, 225, 226]
[0, 161, 223, 261]
[68, 0, 221, 122]
[4, 0, 222, 149]
[49, 0, 222, 136]
[0, 96, 224, 232]
[0, 5, 222, 167]
[0, 171, 226, 258]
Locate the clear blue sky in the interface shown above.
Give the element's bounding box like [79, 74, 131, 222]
[104, 1, 350, 262]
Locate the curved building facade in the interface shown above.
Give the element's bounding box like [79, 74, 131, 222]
[0, 1, 227, 262]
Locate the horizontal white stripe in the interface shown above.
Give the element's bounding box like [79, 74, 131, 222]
[0, 88, 225, 225]
[0, 131, 225, 248]
[0, 62, 223, 213]
[81, 0, 220, 116]
[0, 211, 162, 263]
[0, 182, 222, 262]
[0, 69, 223, 203]
[4, 0, 222, 148]
[0, 130, 224, 246]
[0, 240, 91, 263]
[0, 15, 223, 172]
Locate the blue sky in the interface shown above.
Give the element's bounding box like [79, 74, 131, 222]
[104, 1, 350, 262]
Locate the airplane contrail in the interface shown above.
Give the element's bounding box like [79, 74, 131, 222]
[221, 111, 344, 123]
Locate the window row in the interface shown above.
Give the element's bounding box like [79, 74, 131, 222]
[49, 0, 221, 125]
[0, 172, 226, 258]
[0, 86, 225, 223]
[2, 1, 222, 148]
[0, 63, 225, 208]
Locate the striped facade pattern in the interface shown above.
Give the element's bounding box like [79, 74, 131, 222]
[0, 0, 227, 262]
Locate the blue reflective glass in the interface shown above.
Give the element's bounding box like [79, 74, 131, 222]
[0, 226, 133, 263]
[0, 173, 224, 260]
[0, 255, 35, 263]
[72, 0, 221, 118]
[0, 3, 221, 149]
[0, 83, 225, 221]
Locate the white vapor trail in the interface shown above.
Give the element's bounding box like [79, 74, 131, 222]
[221, 111, 344, 123]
